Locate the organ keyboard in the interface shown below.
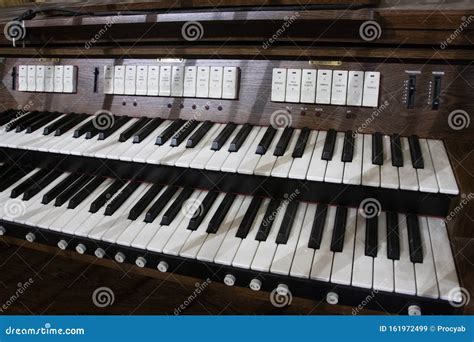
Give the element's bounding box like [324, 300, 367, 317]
[0, 0, 472, 315]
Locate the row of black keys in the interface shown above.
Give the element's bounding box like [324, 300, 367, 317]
[2, 109, 425, 168]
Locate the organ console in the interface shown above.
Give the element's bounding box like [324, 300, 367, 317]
[0, 0, 472, 315]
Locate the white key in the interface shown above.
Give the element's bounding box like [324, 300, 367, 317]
[107, 129, 141, 160]
[176, 124, 221, 168]
[205, 125, 242, 171]
[271, 129, 299, 178]
[232, 198, 270, 269]
[343, 133, 363, 185]
[237, 128, 266, 175]
[130, 120, 173, 163]
[290, 204, 316, 278]
[197, 195, 245, 262]
[324, 132, 345, 183]
[416, 139, 439, 193]
[306, 130, 327, 181]
[221, 126, 261, 173]
[310, 206, 336, 282]
[427, 139, 458, 194]
[270, 203, 307, 275]
[414, 216, 439, 298]
[361, 134, 380, 187]
[254, 128, 283, 176]
[214, 196, 252, 265]
[393, 214, 417, 295]
[161, 124, 202, 166]
[398, 137, 419, 191]
[330, 208, 357, 285]
[289, 130, 317, 180]
[380, 135, 400, 189]
[87, 119, 140, 158]
[373, 212, 394, 292]
[351, 212, 373, 289]
[16, 115, 66, 149]
[55, 118, 96, 154]
[427, 217, 461, 302]
[41, 119, 90, 153]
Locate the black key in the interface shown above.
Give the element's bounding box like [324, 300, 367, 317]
[228, 123, 252, 152]
[25, 112, 59, 133]
[22, 169, 63, 200]
[104, 181, 140, 216]
[155, 119, 185, 145]
[235, 197, 262, 238]
[212, 122, 236, 151]
[292, 127, 310, 158]
[15, 111, 46, 132]
[42, 173, 78, 204]
[186, 121, 214, 148]
[408, 135, 424, 169]
[10, 169, 49, 198]
[275, 202, 299, 244]
[274, 127, 294, 156]
[98, 116, 130, 140]
[256, 126, 276, 155]
[0, 109, 17, 126]
[0, 168, 33, 192]
[73, 119, 96, 138]
[85, 124, 102, 139]
[160, 188, 194, 226]
[127, 183, 163, 220]
[68, 176, 105, 209]
[43, 114, 74, 135]
[0, 164, 17, 179]
[406, 214, 423, 263]
[207, 193, 236, 234]
[55, 174, 94, 207]
[89, 179, 126, 213]
[390, 134, 403, 167]
[170, 120, 200, 147]
[341, 130, 355, 162]
[255, 199, 280, 241]
[386, 212, 400, 260]
[330, 207, 348, 252]
[187, 191, 219, 230]
[119, 117, 150, 142]
[321, 129, 336, 160]
[144, 186, 178, 223]
[133, 118, 163, 143]
[7, 111, 41, 131]
[372, 132, 383, 165]
[365, 217, 378, 257]
[55, 114, 89, 136]
[308, 204, 327, 249]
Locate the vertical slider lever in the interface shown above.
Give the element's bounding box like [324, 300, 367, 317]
[407, 75, 416, 109]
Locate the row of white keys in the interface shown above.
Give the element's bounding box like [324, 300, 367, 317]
[250, 199, 288, 272]
[372, 212, 394, 292]
[310, 206, 336, 282]
[232, 198, 270, 269]
[380, 135, 400, 189]
[306, 130, 327, 181]
[416, 139, 439, 193]
[361, 134, 380, 187]
[254, 128, 284, 176]
[271, 129, 300, 178]
[237, 128, 267, 175]
[205, 125, 243, 171]
[213, 196, 253, 265]
[92, 118, 140, 159]
[427, 139, 459, 194]
[398, 137, 419, 191]
[14, 115, 67, 149]
[179, 193, 226, 259]
[342, 133, 363, 185]
[197, 195, 245, 262]
[351, 212, 373, 289]
[107, 128, 144, 161]
[330, 208, 357, 285]
[393, 214, 417, 295]
[176, 124, 222, 168]
[129, 120, 173, 163]
[221, 126, 261, 173]
[324, 132, 345, 183]
[270, 202, 307, 275]
[160, 124, 203, 167]
[288, 130, 318, 180]
[44, 119, 92, 153]
[56, 117, 96, 154]
[414, 216, 439, 298]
